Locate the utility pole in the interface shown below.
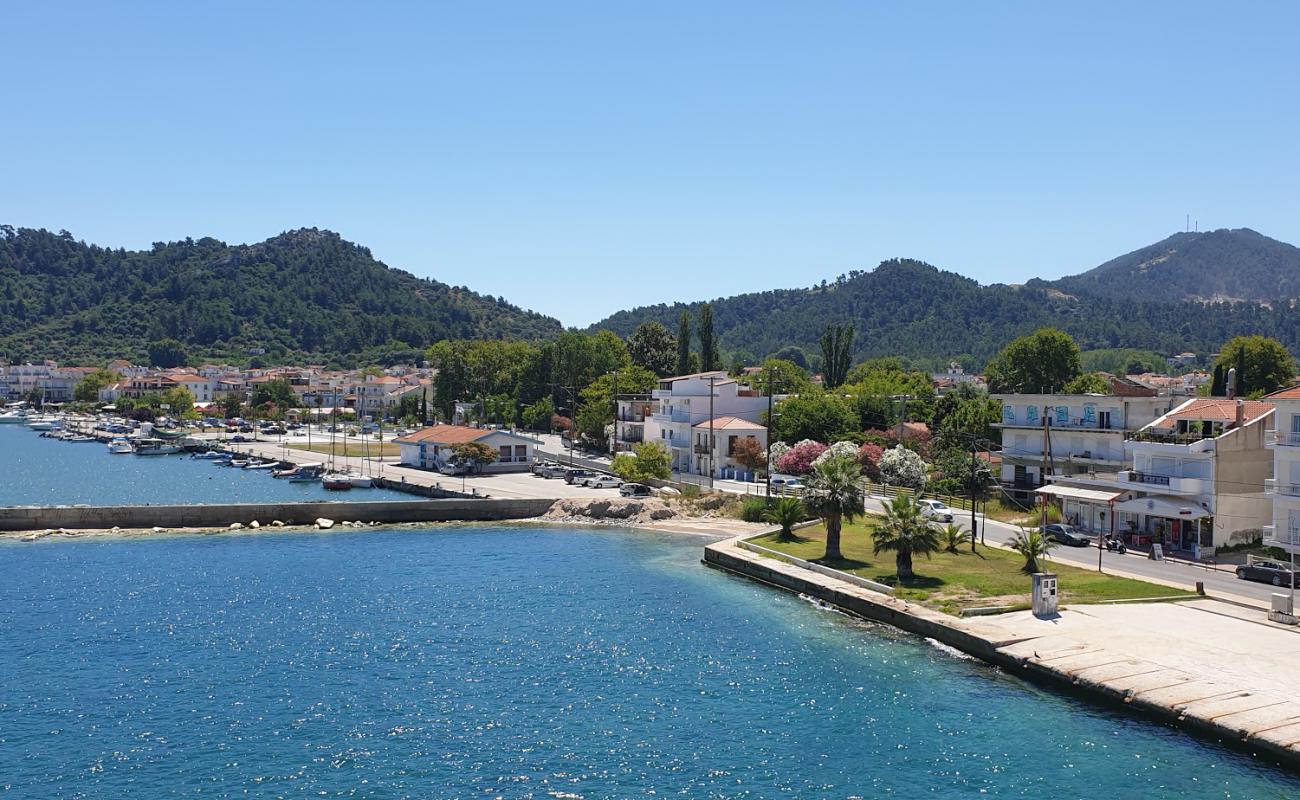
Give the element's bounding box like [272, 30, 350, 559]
[611, 371, 619, 458]
[1040, 406, 1052, 530]
[764, 366, 774, 501]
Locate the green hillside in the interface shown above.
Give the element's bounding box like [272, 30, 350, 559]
[0, 226, 562, 365]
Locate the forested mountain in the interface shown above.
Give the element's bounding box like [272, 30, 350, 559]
[0, 226, 561, 365]
[594, 257, 1300, 369]
[1049, 228, 1300, 303]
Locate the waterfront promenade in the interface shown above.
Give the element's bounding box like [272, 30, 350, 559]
[706, 534, 1300, 767]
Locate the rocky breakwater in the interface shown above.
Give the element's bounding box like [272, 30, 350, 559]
[542, 497, 679, 526]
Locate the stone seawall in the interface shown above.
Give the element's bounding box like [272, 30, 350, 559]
[705, 536, 1300, 770]
[0, 498, 556, 532]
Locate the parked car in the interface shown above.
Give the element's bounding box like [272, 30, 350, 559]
[539, 465, 568, 479]
[564, 469, 597, 485]
[919, 499, 955, 523]
[584, 475, 623, 489]
[1236, 559, 1299, 587]
[620, 483, 652, 497]
[230, 434, 249, 443]
[1043, 523, 1091, 547]
[770, 474, 803, 493]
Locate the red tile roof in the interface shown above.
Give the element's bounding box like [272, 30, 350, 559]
[1159, 398, 1273, 425]
[1263, 385, 1300, 400]
[394, 425, 509, 445]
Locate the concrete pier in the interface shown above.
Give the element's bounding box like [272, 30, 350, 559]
[0, 498, 556, 532]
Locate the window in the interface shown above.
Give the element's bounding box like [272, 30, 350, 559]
[499, 445, 511, 462]
[514, 445, 527, 459]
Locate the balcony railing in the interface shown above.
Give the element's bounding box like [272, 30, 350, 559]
[1264, 525, 1300, 548]
[1268, 430, 1300, 447]
[1120, 470, 1171, 487]
[1000, 417, 1115, 430]
[1266, 479, 1300, 498]
[694, 444, 710, 455]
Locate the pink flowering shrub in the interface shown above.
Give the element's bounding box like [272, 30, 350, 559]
[774, 440, 827, 475]
[857, 442, 884, 481]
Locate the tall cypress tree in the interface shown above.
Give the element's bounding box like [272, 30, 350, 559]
[819, 323, 854, 389]
[698, 303, 719, 372]
[1210, 364, 1225, 397]
[676, 311, 693, 376]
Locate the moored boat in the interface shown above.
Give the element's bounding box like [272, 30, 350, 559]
[108, 438, 134, 454]
[133, 438, 183, 455]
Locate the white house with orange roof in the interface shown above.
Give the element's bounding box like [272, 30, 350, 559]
[643, 371, 769, 474]
[395, 424, 535, 474]
[690, 416, 768, 481]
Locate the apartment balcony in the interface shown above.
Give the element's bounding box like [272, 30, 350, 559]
[1124, 430, 1217, 454]
[1117, 470, 1207, 495]
[651, 411, 692, 424]
[1266, 430, 1300, 448]
[1266, 479, 1300, 498]
[996, 417, 1118, 432]
[1264, 524, 1300, 553]
[616, 413, 646, 423]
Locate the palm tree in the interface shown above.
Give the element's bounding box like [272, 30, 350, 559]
[805, 455, 865, 561]
[938, 522, 971, 554]
[1009, 527, 1056, 573]
[872, 495, 943, 580]
[763, 496, 807, 540]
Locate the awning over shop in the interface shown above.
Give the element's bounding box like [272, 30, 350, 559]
[1034, 484, 1123, 503]
[1112, 495, 1209, 519]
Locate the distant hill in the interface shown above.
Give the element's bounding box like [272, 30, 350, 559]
[0, 226, 562, 365]
[594, 254, 1300, 369]
[1050, 228, 1300, 303]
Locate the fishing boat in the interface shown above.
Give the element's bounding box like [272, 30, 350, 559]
[108, 438, 134, 454]
[152, 427, 187, 440]
[133, 438, 183, 456]
[64, 434, 97, 443]
[244, 459, 279, 470]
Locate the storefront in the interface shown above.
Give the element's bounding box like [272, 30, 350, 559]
[1034, 484, 1125, 535]
[1112, 495, 1212, 554]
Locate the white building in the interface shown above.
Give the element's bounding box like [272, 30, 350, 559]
[1264, 387, 1300, 555]
[1041, 398, 1273, 554]
[643, 371, 769, 475]
[611, 394, 653, 454]
[395, 424, 536, 473]
[690, 416, 768, 481]
[993, 392, 1174, 503]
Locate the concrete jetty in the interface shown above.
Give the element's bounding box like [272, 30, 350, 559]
[0, 498, 556, 532]
[705, 534, 1300, 770]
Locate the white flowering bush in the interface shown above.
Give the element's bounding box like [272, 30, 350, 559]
[811, 440, 859, 468]
[768, 441, 792, 464]
[878, 445, 928, 489]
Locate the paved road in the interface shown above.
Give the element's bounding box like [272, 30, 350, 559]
[864, 494, 1290, 607]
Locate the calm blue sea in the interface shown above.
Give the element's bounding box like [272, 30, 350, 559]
[0, 425, 408, 506]
[1, 526, 1296, 798]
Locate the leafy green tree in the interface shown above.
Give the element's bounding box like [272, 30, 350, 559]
[805, 455, 864, 561]
[221, 392, 244, 419]
[251, 378, 296, 411]
[1062, 372, 1111, 394]
[676, 311, 692, 376]
[521, 397, 555, 431]
[147, 338, 189, 368]
[763, 496, 807, 540]
[73, 368, 119, 403]
[611, 440, 672, 482]
[819, 323, 854, 389]
[772, 346, 810, 370]
[770, 391, 858, 444]
[872, 495, 942, 579]
[985, 328, 1081, 393]
[844, 361, 935, 430]
[1009, 526, 1055, 573]
[930, 382, 1001, 444]
[159, 385, 196, 416]
[749, 358, 811, 395]
[627, 321, 678, 376]
[449, 441, 498, 473]
[698, 303, 719, 372]
[1213, 335, 1295, 397]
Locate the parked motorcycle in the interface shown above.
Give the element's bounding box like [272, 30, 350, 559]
[1104, 535, 1127, 554]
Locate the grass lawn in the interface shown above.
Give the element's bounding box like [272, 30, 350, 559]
[289, 442, 401, 458]
[749, 518, 1194, 614]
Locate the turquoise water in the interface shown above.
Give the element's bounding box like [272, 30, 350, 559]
[0, 425, 408, 505]
[1, 527, 1296, 798]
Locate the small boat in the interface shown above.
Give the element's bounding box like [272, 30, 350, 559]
[0, 409, 26, 424]
[244, 459, 278, 470]
[323, 470, 373, 489]
[322, 474, 353, 491]
[289, 465, 325, 483]
[26, 417, 60, 431]
[108, 438, 134, 454]
[228, 459, 249, 468]
[151, 428, 187, 440]
[134, 438, 183, 456]
[191, 450, 226, 460]
[65, 434, 96, 443]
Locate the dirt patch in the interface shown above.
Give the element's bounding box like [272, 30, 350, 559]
[542, 497, 679, 526]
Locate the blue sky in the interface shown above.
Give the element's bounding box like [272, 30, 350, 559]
[3, 2, 1298, 326]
